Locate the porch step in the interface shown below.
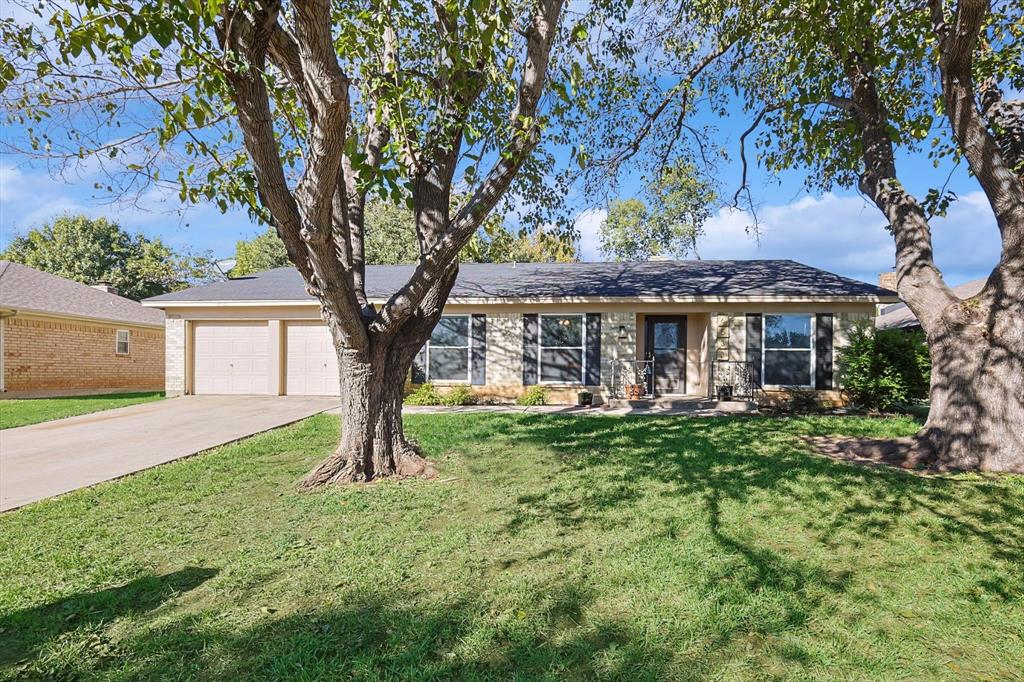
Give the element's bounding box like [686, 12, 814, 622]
[605, 398, 758, 413]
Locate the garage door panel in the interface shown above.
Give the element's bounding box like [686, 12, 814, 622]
[193, 322, 269, 395]
[286, 322, 339, 396]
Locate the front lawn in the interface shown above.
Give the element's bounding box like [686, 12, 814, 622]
[1, 414, 1021, 679]
[0, 392, 164, 430]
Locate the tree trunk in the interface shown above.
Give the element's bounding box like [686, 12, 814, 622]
[915, 288, 1024, 473]
[298, 333, 437, 488]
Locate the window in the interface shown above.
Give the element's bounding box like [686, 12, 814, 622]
[762, 314, 813, 386]
[427, 315, 470, 381]
[539, 314, 584, 383]
[115, 329, 130, 355]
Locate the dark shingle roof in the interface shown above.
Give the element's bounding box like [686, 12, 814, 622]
[876, 277, 985, 330]
[145, 260, 894, 304]
[0, 261, 165, 326]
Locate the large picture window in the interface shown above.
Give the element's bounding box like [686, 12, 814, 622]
[427, 315, 470, 381]
[539, 314, 584, 383]
[763, 314, 813, 386]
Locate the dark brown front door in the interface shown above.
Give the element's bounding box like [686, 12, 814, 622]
[645, 316, 687, 395]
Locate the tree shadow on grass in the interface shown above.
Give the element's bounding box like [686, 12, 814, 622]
[9, 582, 674, 680]
[0, 567, 218, 674]
[464, 415, 1024, 601]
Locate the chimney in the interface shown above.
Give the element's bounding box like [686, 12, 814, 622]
[91, 282, 118, 295]
[877, 271, 897, 292]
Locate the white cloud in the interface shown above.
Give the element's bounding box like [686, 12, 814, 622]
[0, 163, 258, 257]
[574, 208, 606, 261]
[569, 191, 999, 286]
[693, 192, 998, 286]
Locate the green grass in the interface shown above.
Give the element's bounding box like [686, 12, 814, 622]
[0, 392, 164, 430]
[1, 413, 1022, 680]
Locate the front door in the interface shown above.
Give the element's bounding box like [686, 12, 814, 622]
[645, 316, 687, 395]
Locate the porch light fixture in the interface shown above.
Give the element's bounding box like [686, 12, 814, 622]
[617, 325, 628, 340]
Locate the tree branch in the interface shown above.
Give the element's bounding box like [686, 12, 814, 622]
[930, 0, 1024, 267]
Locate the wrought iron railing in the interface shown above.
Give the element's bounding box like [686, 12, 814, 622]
[614, 358, 655, 399]
[712, 360, 760, 401]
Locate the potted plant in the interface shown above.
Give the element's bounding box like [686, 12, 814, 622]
[625, 383, 644, 400]
[717, 385, 733, 401]
[577, 390, 593, 407]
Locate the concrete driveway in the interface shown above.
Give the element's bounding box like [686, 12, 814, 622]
[0, 395, 338, 511]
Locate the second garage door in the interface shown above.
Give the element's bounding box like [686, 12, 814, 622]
[193, 322, 269, 395]
[286, 322, 340, 396]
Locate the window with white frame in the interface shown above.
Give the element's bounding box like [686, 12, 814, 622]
[115, 329, 131, 355]
[539, 314, 584, 383]
[763, 314, 813, 386]
[427, 315, 470, 381]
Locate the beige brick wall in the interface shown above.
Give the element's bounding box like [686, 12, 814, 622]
[601, 310, 636, 394]
[2, 314, 164, 392]
[165, 317, 186, 396]
[713, 313, 747, 361]
[485, 312, 522, 386]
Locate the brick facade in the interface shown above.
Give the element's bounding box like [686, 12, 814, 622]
[2, 314, 164, 392]
[165, 317, 186, 396]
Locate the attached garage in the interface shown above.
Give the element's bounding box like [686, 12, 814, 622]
[285, 321, 340, 396]
[193, 322, 268, 395]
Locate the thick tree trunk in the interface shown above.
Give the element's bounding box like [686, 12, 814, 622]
[298, 335, 437, 488]
[915, 287, 1024, 472]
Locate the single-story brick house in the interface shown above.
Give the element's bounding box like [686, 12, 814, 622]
[0, 261, 165, 395]
[144, 260, 895, 404]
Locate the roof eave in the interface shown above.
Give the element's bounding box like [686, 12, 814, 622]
[146, 293, 896, 308]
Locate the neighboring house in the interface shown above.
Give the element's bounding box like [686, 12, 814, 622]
[144, 260, 896, 404]
[0, 261, 165, 395]
[875, 277, 986, 331]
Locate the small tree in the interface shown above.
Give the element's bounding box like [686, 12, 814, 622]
[2, 0, 572, 484]
[600, 162, 715, 261]
[232, 227, 290, 276]
[2, 215, 218, 299]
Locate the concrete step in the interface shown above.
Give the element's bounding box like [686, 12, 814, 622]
[605, 398, 758, 413]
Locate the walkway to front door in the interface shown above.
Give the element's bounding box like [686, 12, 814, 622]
[644, 315, 687, 395]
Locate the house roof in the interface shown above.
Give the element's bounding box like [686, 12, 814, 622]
[0, 261, 165, 327]
[875, 277, 986, 330]
[145, 259, 895, 305]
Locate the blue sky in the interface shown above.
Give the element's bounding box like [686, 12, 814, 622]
[0, 22, 1002, 289]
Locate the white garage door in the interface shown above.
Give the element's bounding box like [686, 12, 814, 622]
[286, 322, 340, 396]
[193, 322, 269, 395]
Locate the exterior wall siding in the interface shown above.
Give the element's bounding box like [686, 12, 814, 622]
[168, 302, 882, 404]
[165, 317, 186, 396]
[600, 310, 636, 397]
[484, 312, 522, 387]
[2, 314, 164, 393]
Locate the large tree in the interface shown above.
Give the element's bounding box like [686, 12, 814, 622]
[732, 0, 1023, 471]
[579, 0, 1023, 471]
[2, 0, 571, 484]
[2, 214, 219, 299]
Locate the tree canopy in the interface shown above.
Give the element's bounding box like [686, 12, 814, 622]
[600, 162, 715, 261]
[1, 214, 219, 299]
[232, 201, 577, 276]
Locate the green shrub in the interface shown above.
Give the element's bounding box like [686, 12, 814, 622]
[404, 383, 442, 406]
[516, 386, 548, 406]
[836, 322, 931, 411]
[441, 385, 475, 406]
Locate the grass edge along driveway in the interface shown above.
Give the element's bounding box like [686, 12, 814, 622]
[0, 391, 164, 429]
[1, 412, 1021, 680]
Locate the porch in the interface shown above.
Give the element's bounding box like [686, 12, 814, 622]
[605, 312, 760, 403]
